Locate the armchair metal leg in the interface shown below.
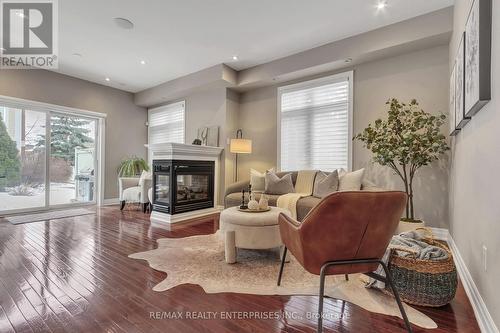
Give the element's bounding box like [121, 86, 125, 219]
[120, 201, 125, 210]
[317, 265, 327, 333]
[315, 259, 413, 333]
[277, 247, 287, 286]
[379, 261, 413, 333]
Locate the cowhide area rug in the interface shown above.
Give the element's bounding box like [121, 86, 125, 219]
[129, 231, 437, 329]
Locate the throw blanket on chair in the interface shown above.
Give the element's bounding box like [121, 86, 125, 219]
[277, 170, 317, 219]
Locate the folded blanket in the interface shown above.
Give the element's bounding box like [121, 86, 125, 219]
[277, 170, 316, 219]
[391, 230, 449, 261]
[367, 230, 449, 289]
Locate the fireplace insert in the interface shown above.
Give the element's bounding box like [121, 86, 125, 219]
[152, 160, 215, 214]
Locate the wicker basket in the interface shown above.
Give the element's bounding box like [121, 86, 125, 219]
[384, 229, 458, 307]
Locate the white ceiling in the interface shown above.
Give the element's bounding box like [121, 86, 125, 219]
[56, 0, 454, 92]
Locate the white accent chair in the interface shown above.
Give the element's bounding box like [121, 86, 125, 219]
[119, 177, 151, 212]
[148, 187, 153, 208]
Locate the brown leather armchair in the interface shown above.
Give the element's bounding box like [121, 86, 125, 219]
[277, 191, 412, 333]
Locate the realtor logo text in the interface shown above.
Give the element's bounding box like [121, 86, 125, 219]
[0, 0, 58, 69]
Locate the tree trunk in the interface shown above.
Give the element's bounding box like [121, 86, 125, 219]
[409, 165, 417, 220]
[409, 173, 415, 220]
[402, 164, 410, 219]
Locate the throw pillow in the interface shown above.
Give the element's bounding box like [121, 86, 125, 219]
[265, 171, 295, 195]
[338, 168, 365, 191]
[250, 168, 274, 192]
[313, 170, 339, 198]
[138, 170, 152, 187]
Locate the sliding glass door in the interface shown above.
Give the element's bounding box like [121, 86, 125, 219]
[0, 107, 47, 212]
[0, 104, 100, 215]
[49, 113, 97, 206]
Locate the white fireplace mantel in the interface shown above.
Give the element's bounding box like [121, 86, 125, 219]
[145, 143, 223, 160]
[145, 143, 224, 228]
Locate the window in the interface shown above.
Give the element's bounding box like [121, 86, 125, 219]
[278, 72, 353, 172]
[148, 101, 185, 145]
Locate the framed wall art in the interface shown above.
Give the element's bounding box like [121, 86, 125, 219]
[449, 64, 459, 136]
[464, 0, 492, 117]
[455, 32, 470, 130]
[197, 126, 219, 147]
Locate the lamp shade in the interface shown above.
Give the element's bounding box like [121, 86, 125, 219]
[230, 138, 252, 154]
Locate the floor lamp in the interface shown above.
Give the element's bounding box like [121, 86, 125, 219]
[230, 129, 252, 182]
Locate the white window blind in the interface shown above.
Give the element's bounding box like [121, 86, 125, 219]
[148, 101, 185, 144]
[278, 73, 352, 172]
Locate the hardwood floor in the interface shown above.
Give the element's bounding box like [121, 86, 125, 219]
[0, 206, 480, 333]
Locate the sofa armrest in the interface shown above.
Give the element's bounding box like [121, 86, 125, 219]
[119, 177, 139, 201]
[224, 180, 251, 197]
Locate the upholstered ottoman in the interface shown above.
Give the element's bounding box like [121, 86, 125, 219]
[219, 206, 290, 263]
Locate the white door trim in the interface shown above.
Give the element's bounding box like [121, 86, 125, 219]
[0, 94, 107, 119]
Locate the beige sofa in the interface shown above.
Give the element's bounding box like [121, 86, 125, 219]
[224, 171, 381, 221]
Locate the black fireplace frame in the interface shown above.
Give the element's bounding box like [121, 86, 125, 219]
[152, 159, 215, 215]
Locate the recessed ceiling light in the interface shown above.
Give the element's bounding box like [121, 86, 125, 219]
[377, 1, 387, 9]
[105, 77, 111, 82]
[72, 53, 83, 57]
[140, 60, 146, 65]
[345, 58, 353, 63]
[113, 17, 134, 30]
[232, 55, 239, 61]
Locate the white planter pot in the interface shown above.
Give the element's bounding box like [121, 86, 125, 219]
[395, 219, 425, 235]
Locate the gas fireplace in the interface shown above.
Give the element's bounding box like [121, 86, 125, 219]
[152, 160, 215, 215]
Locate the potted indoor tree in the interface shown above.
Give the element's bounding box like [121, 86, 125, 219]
[354, 98, 449, 233]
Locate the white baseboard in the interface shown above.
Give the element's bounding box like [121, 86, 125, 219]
[429, 227, 449, 241]
[150, 206, 223, 230]
[430, 228, 499, 333]
[102, 198, 119, 206]
[448, 234, 499, 333]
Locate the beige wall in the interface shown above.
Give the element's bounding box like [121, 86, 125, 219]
[237, 45, 450, 228]
[449, 0, 500, 329]
[164, 86, 238, 204]
[225, 90, 240, 188]
[354, 45, 450, 229]
[184, 87, 227, 145]
[0, 69, 147, 200]
[135, 64, 237, 107]
[238, 86, 278, 179]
